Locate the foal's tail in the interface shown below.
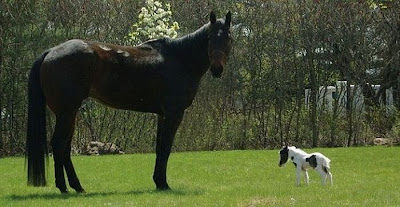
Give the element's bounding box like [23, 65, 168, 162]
[26, 51, 49, 186]
[322, 159, 331, 174]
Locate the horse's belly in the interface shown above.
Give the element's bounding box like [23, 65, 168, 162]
[94, 96, 162, 113]
[89, 83, 163, 113]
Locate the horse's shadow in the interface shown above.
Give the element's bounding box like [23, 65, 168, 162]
[8, 188, 205, 201]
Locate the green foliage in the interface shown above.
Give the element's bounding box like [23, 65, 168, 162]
[368, 0, 393, 9]
[127, 0, 180, 44]
[367, 106, 397, 135]
[1, 147, 400, 206]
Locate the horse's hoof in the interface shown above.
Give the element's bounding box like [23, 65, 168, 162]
[76, 188, 86, 194]
[156, 184, 171, 191]
[60, 189, 69, 194]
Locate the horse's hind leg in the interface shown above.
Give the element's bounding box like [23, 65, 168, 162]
[64, 126, 85, 193]
[51, 111, 80, 193]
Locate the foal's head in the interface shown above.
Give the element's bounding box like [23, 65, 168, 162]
[207, 11, 232, 78]
[278, 146, 289, 167]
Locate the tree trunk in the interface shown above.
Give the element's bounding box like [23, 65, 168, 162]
[309, 63, 319, 148]
[346, 82, 353, 146]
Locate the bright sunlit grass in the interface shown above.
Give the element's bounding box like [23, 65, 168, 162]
[1, 146, 399, 206]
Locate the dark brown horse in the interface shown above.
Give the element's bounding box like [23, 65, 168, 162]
[26, 11, 232, 193]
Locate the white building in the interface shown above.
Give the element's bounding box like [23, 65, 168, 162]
[305, 81, 393, 114]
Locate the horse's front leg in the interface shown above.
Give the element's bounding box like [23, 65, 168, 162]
[153, 111, 183, 190]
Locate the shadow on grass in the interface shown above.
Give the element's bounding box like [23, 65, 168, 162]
[7, 188, 205, 201]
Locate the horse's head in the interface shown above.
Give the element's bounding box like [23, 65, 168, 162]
[207, 11, 232, 78]
[278, 146, 289, 167]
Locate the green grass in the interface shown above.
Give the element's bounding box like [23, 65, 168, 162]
[1, 147, 399, 206]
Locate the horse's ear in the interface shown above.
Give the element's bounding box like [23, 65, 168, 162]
[225, 11, 231, 27]
[210, 11, 216, 24]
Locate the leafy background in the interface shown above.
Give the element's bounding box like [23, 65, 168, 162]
[1, 0, 400, 156]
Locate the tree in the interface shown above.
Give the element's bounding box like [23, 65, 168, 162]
[127, 0, 180, 44]
[1, 0, 399, 156]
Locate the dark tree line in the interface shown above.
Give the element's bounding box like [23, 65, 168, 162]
[1, 0, 399, 156]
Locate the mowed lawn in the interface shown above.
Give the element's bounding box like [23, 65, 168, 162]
[1, 146, 399, 206]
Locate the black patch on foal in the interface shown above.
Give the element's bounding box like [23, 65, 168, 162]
[306, 155, 317, 168]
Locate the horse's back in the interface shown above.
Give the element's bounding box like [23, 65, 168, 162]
[39, 39, 169, 113]
[44, 39, 93, 61]
[85, 41, 166, 112]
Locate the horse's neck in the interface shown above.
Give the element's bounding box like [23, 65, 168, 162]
[169, 24, 210, 76]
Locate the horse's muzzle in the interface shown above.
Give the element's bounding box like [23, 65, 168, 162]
[210, 65, 223, 78]
[209, 50, 227, 78]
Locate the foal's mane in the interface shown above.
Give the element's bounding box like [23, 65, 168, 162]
[289, 146, 308, 156]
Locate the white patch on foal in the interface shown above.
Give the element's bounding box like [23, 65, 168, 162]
[278, 146, 333, 186]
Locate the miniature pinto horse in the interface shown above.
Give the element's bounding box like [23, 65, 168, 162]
[26, 11, 232, 193]
[279, 146, 333, 186]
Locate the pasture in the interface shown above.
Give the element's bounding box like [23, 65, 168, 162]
[1, 146, 399, 206]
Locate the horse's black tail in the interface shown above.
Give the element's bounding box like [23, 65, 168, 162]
[26, 51, 49, 186]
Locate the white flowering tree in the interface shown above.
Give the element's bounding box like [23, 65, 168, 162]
[128, 0, 180, 44]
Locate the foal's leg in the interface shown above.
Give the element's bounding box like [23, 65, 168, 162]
[51, 112, 78, 193]
[303, 169, 309, 185]
[295, 167, 302, 186]
[153, 112, 184, 190]
[316, 168, 327, 185]
[327, 171, 333, 185]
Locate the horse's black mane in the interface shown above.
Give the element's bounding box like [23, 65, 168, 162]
[139, 19, 226, 74]
[143, 19, 227, 56]
[170, 23, 210, 49]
